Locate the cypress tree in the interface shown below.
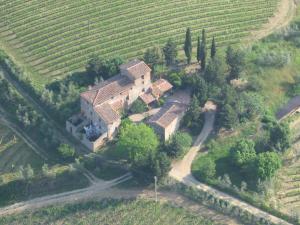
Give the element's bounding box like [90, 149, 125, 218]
[199, 29, 206, 70]
[197, 36, 201, 62]
[211, 36, 216, 59]
[184, 28, 192, 64]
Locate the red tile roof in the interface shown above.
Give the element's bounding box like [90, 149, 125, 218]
[149, 102, 186, 129]
[139, 92, 156, 105]
[81, 75, 133, 106]
[152, 79, 173, 98]
[120, 59, 151, 79]
[94, 103, 120, 124]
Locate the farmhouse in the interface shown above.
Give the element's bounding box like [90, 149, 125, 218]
[149, 96, 190, 141]
[66, 59, 172, 150]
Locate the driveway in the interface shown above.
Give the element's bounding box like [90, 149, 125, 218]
[169, 101, 292, 225]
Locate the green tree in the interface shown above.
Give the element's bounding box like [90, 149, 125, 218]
[131, 152, 171, 183]
[197, 36, 201, 62]
[199, 29, 207, 70]
[269, 122, 291, 152]
[167, 72, 183, 88]
[184, 28, 192, 64]
[231, 139, 256, 166]
[164, 132, 193, 158]
[58, 144, 75, 160]
[203, 56, 226, 86]
[218, 104, 238, 129]
[211, 36, 216, 59]
[86, 56, 123, 81]
[163, 39, 178, 66]
[256, 152, 281, 180]
[130, 99, 148, 114]
[226, 46, 245, 80]
[117, 122, 159, 165]
[182, 96, 204, 134]
[192, 76, 208, 104]
[42, 163, 50, 176]
[194, 158, 216, 181]
[143, 47, 162, 68]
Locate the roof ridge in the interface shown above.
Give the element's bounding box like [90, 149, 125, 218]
[127, 61, 143, 70]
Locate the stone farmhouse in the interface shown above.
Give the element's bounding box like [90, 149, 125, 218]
[66, 59, 173, 151]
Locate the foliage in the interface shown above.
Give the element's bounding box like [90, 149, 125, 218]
[117, 122, 159, 165]
[217, 104, 238, 129]
[230, 139, 256, 167]
[58, 144, 75, 160]
[226, 46, 246, 80]
[163, 39, 177, 66]
[164, 132, 193, 159]
[143, 47, 162, 68]
[210, 36, 217, 59]
[199, 29, 207, 70]
[193, 158, 216, 181]
[167, 71, 183, 88]
[203, 56, 227, 86]
[184, 28, 192, 64]
[187, 75, 208, 105]
[182, 96, 204, 134]
[132, 152, 171, 183]
[254, 50, 291, 68]
[269, 122, 291, 152]
[86, 56, 123, 81]
[130, 99, 148, 114]
[255, 152, 281, 180]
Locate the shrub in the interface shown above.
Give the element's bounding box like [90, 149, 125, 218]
[254, 50, 291, 68]
[58, 144, 75, 160]
[130, 99, 148, 114]
[164, 132, 193, 159]
[193, 158, 216, 181]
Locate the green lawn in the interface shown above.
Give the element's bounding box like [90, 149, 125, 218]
[0, 0, 279, 88]
[0, 199, 214, 225]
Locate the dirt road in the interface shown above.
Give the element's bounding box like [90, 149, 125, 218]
[169, 101, 292, 225]
[248, 0, 296, 42]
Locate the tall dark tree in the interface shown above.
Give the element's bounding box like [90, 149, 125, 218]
[163, 39, 178, 66]
[226, 46, 245, 80]
[211, 36, 216, 59]
[197, 36, 201, 62]
[184, 28, 192, 64]
[199, 29, 207, 70]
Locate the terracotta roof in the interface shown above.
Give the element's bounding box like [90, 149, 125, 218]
[276, 96, 300, 120]
[120, 60, 151, 79]
[149, 102, 186, 128]
[94, 103, 120, 124]
[110, 99, 125, 112]
[139, 92, 156, 105]
[152, 79, 173, 98]
[81, 75, 133, 106]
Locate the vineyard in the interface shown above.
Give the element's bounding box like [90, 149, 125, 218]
[0, 120, 43, 176]
[0, 0, 279, 88]
[275, 118, 300, 216]
[0, 199, 214, 225]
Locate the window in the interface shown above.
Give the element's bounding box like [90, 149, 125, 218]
[141, 75, 144, 79]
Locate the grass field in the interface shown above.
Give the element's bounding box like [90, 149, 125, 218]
[0, 199, 214, 225]
[0, 0, 279, 88]
[0, 120, 43, 176]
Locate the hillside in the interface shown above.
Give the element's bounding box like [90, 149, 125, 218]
[0, 0, 279, 88]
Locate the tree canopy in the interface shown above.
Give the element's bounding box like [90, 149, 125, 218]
[117, 122, 159, 165]
[163, 39, 178, 66]
[256, 152, 281, 180]
[184, 28, 192, 64]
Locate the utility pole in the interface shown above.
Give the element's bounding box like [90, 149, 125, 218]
[154, 176, 158, 203]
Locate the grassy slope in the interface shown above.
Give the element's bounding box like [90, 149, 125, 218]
[0, 199, 214, 225]
[0, 0, 278, 88]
